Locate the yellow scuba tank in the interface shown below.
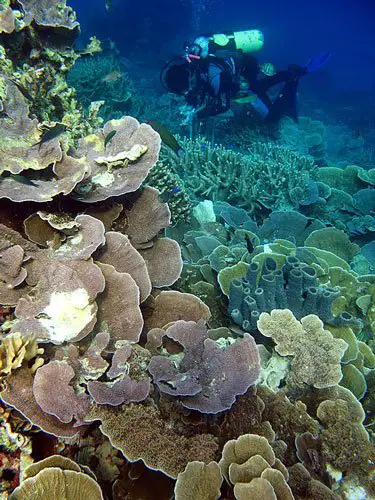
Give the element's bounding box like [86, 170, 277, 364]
[211, 30, 264, 54]
[189, 30, 264, 59]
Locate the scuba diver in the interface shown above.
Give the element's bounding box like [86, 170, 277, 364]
[160, 30, 332, 124]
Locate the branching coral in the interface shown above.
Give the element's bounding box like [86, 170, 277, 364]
[160, 138, 316, 213]
[67, 54, 136, 122]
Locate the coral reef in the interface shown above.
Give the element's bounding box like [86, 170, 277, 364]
[10, 455, 104, 499]
[227, 255, 346, 332]
[257, 309, 348, 390]
[0, 1, 373, 499]
[0, 1, 102, 143]
[68, 54, 138, 122]
[160, 137, 317, 214]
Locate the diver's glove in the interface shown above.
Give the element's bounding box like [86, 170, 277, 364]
[303, 51, 333, 72]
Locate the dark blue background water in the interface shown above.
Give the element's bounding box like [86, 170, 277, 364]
[70, 0, 375, 93]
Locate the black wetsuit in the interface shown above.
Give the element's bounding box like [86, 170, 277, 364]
[185, 53, 305, 122]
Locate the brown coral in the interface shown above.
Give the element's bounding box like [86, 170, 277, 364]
[14, 255, 105, 344]
[72, 117, 161, 202]
[95, 262, 143, 351]
[117, 186, 171, 248]
[144, 291, 211, 331]
[86, 400, 219, 478]
[9, 454, 103, 500]
[218, 433, 294, 499]
[1, 366, 81, 438]
[17, 0, 80, 34]
[96, 231, 151, 302]
[257, 309, 348, 389]
[174, 461, 223, 500]
[32, 360, 90, 424]
[139, 237, 183, 287]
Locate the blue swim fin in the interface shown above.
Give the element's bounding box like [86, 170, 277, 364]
[303, 51, 333, 73]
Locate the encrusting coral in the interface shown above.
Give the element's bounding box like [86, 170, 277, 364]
[257, 309, 348, 390]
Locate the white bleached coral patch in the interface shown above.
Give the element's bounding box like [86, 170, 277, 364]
[39, 288, 96, 343]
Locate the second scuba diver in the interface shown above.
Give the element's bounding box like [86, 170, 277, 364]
[160, 30, 332, 124]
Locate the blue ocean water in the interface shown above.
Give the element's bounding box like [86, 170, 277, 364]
[71, 0, 375, 91]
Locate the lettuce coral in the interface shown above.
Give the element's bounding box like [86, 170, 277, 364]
[147, 320, 260, 414]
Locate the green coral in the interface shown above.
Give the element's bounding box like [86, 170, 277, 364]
[0, 10, 101, 143]
[68, 54, 138, 122]
[160, 138, 317, 214]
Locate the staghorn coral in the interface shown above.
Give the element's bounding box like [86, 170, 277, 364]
[257, 310, 348, 390]
[160, 137, 316, 213]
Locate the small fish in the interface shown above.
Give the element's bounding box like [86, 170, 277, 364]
[244, 234, 254, 254]
[104, 130, 116, 149]
[105, 0, 113, 11]
[1, 172, 37, 186]
[8, 78, 33, 101]
[160, 186, 182, 203]
[32, 124, 66, 149]
[260, 62, 277, 76]
[101, 70, 123, 83]
[146, 120, 184, 158]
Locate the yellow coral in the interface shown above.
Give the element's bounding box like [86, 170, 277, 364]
[0, 332, 44, 380]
